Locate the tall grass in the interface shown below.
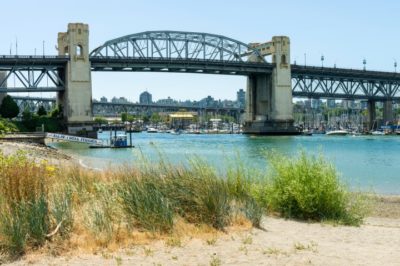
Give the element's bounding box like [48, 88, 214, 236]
[0, 152, 54, 256]
[0, 149, 369, 258]
[119, 176, 174, 233]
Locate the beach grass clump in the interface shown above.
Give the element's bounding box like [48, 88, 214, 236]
[119, 176, 174, 233]
[162, 158, 232, 230]
[226, 162, 265, 228]
[267, 150, 366, 225]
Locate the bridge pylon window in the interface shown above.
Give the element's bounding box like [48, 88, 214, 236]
[281, 54, 287, 65]
[76, 45, 83, 57]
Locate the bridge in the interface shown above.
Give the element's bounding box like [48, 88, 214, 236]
[1, 23, 399, 134]
[12, 96, 243, 118]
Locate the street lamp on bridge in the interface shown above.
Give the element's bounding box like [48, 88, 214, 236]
[321, 55, 324, 67]
[363, 58, 367, 71]
[394, 60, 397, 73]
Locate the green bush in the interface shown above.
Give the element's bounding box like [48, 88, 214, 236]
[0, 118, 18, 134]
[267, 151, 366, 225]
[20, 115, 63, 132]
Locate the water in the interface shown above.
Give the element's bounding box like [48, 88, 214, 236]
[50, 132, 400, 195]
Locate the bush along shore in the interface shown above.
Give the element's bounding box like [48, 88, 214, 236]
[0, 150, 368, 259]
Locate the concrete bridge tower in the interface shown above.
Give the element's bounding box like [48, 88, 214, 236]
[57, 23, 93, 134]
[0, 72, 6, 104]
[244, 36, 298, 134]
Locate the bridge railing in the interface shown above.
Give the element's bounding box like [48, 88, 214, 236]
[291, 64, 400, 79]
[89, 55, 272, 66]
[0, 55, 70, 59]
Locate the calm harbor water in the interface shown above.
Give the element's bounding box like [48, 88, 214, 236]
[50, 132, 400, 195]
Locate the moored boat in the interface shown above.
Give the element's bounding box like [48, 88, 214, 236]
[326, 130, 349, 136]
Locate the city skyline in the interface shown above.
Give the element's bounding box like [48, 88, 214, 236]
[2, 0, 400, 101]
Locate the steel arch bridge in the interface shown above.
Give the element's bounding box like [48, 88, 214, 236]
[1, 30, 400, 101]
[90, 31, 263, 62]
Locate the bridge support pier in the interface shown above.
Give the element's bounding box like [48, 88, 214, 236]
[0, 72, 7, 104]
[243, 36, 298, 135]
[383, 100, 393, 124]
[367, 100, 376, 130]
[57, 23, 93, 135]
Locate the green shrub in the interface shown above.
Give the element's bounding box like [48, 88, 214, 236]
[0, 118, 18, 134]
[267, 151, 366, 225]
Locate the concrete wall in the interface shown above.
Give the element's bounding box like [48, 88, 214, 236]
[57, 23, 93, 125]
[270, 36, 293, 122]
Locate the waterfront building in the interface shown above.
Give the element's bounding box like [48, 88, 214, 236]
[139, 91, 153, 104]
[169, 111, 196, 129]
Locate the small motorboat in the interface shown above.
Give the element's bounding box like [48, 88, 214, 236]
[371, 130, 384, 135]
[326, 130, 349, 136]
[147, 128, 158, 133]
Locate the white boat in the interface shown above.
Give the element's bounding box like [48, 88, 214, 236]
[147, 127, 158, 133]
[371, 130, 384, 135]
[326, 130, 349, 136]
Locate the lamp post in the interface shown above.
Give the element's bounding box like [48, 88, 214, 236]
[42, 41, 45, 56]
[304, 53, 307, 66]
[363, 58, 366, 71]
[394, 60, 397, 73]
[321, 55, 324, 67]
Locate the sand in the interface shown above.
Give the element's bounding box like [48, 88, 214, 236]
[4, 215, 400, 266]
[1, 140, 400, 265]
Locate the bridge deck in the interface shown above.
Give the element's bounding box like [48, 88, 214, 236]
[1, 56, 400, 100]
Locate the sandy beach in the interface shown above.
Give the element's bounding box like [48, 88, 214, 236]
[1, 140, 400, 266]
[5, 215, 400, 266]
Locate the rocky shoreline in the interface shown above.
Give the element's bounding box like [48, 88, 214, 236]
[0, 140, 73, 166]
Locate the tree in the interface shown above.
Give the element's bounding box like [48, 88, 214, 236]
[0, 95, 19, 119]
[127, 114, 135, 123]
[121, 112, 128, 123]
[50, 104, 63, 118]
[22, 107, 33, 121]
[37, 105, 47, 116]
[94, 116, 108, 124]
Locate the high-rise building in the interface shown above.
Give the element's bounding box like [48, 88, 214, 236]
[236, 88, 245, 108]
[327, 99, 336, 108]
[139, 91, 152, 104]
[100, 96, 108, 103]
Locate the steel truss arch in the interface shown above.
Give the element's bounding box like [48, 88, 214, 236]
[90, 31, 264, 62]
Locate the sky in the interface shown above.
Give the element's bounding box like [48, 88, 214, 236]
[1, 0, 400, 102]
